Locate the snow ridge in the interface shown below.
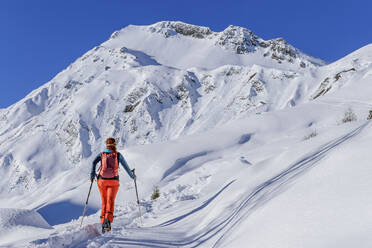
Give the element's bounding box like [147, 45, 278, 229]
[111, 21, 325, 69]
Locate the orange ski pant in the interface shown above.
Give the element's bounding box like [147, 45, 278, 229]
[97, 179, 120, 224]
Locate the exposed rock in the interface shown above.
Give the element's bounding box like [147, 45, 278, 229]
[252, 80, 265, 93]
[334, 68, 356, 81]
[124, 102, 140, 113]
[368, 110, 372, 120]
[64, 80, 82, 89]
[127, 88, 148, 104]
[175, 85, 188, 100]
[312, 77, 331, 99]
[312, 68, 356, 99]
[150, 21, 213, 39]
[217, 25, 261, 54]
[110, 31, 120, 39]
[248, 73, 257, 81]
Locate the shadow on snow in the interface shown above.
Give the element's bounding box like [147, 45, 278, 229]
[104, 122, 369, 248]
[37, 201, 97, 226]
[162, 151, 210, 180]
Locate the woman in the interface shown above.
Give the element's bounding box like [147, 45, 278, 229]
[91, 137, 135, 233]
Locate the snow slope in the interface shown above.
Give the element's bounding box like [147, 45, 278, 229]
[0, 21, 327, 201]
[106, 21, 325, 70]
[0, 21, 372, 247]
[0, 209, 53, 246]
[6, 87, 372, 247]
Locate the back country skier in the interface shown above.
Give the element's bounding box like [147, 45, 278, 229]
[91, 137, 135, 233]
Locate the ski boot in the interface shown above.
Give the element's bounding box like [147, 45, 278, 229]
[102, 218, 111, 233]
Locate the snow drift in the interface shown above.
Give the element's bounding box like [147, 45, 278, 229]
[0, 208, 53, 246]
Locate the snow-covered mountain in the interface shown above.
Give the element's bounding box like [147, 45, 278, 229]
[1, 21, 372, 247]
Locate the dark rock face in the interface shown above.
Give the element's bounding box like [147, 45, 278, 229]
[215, 26, 301, 65]
[171, 22, 212, 38]
[124, 102, 140, 113]
[266, 38, 297, 59]
[217, 25, 261, 54]
[154, 21, 213, 39]
[312, 68, 357, 99]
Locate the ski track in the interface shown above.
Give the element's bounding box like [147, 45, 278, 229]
[32, 122, 369, 248]
[158, 180, 236, 228]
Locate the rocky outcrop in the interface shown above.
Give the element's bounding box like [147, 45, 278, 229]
[149, 21, 213, 39]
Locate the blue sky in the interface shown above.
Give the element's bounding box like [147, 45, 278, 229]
[1, 0, 371, 108]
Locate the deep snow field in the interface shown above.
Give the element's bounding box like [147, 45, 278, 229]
[1, 22, 372, 247]
[2, 87, 372, 247]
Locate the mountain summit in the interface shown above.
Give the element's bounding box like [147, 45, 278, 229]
[107, 21, 325, 70]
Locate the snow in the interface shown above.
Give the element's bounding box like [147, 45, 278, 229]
[106, 21, 325, 71]
[225, 122, 372, 248]
[0, 209, 53, 246]
[0, 21, 372, 247]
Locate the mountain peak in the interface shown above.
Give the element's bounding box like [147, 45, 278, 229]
[222, 24, 256, 36]
[216, 25, 262, 54]
[109, 21, 325, 67]
[147, 21, 213, 39]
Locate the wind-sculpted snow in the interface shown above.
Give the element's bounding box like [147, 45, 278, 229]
[1, 21, 372, 247]
[213, 122, 370, 247]
[0, 209, 52, 230]
[31, 224, 100, 248]
[162, 151, 210, 180]
[0, 208, 53, 246]
[18, 119, 372, 247]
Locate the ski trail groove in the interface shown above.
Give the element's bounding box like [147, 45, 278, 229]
[79, 122, 371, 248]
[212, 122, 370, 247]
[158, 180, 236, 227]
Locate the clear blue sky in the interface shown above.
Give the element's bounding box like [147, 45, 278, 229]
[1, 0, 371, 108]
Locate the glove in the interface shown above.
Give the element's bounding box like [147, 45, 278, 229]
[131, 169, 136, 180]
[90, 172, 96, 182]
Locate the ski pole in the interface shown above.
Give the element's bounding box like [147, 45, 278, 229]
[80, 178, 94, 228]
[132, 169, 143, 225]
